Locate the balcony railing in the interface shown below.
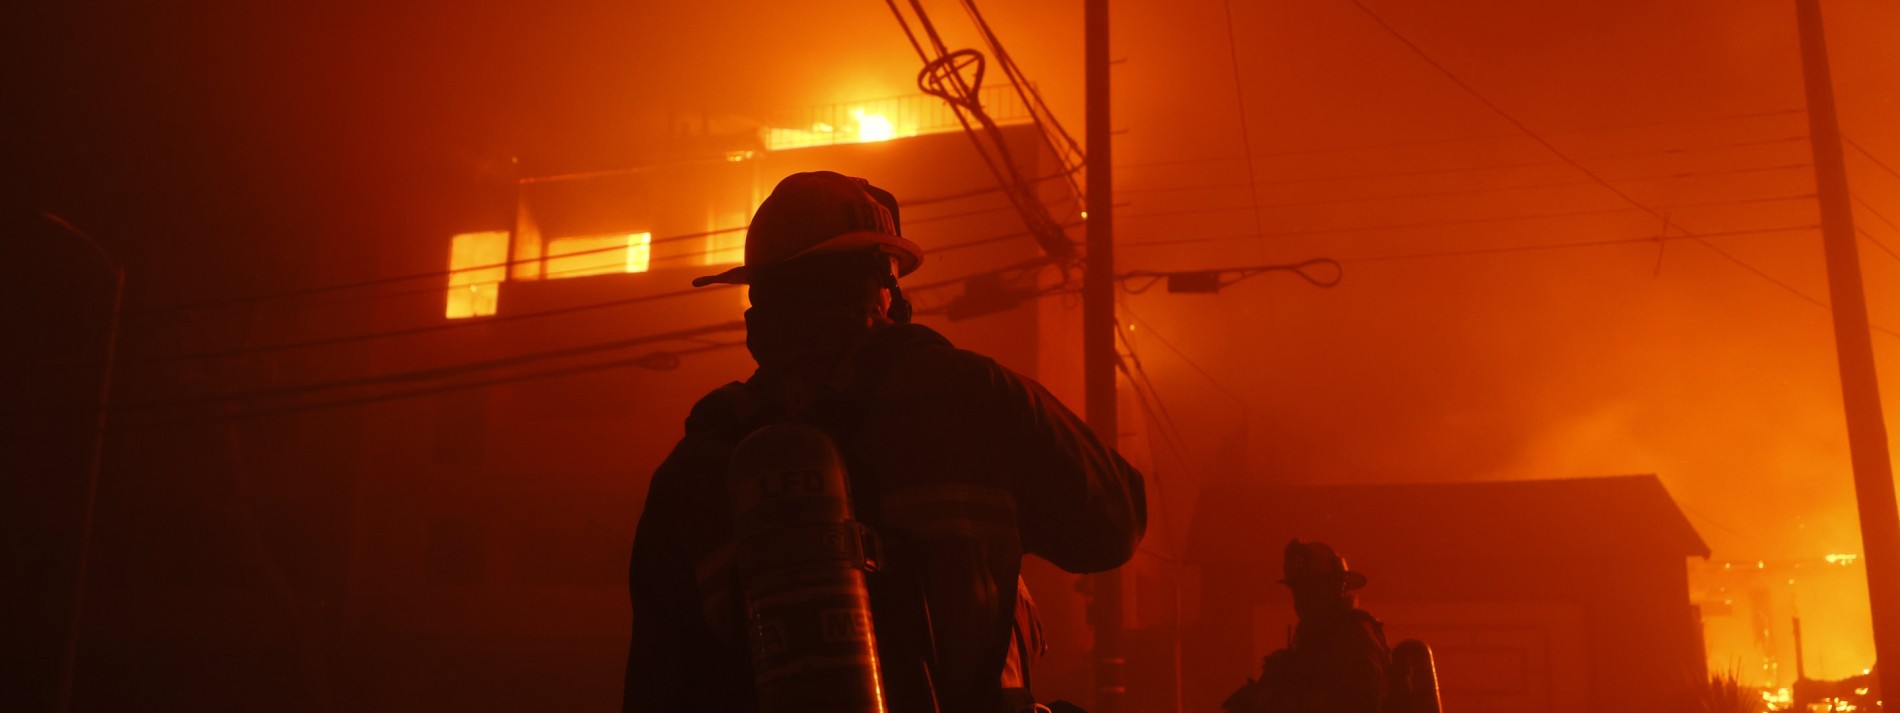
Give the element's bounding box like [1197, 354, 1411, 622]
[761, 86, 1031, 151]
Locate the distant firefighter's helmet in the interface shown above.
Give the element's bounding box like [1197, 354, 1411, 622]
[1281, 539, 1368, 591]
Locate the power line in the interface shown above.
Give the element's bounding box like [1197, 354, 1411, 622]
[122, 279, 1091, 426]
[1117, 134, 1810, 185]
[1123, 176, 1600, 205]
[1116, 301, 1252, 413]
[1852, 194, 1900, 264]
[1123, 205, 1672, 248]
[1115, 159, 1809, 211]
[136, 201, 1014, 319]
[1338, 0, 1851, 326]
[1217, 0, 1268, 257]
[192, 216, 1078, 320]
[131, 241, 1069, 366]
[1113, 314, 1193, 549]
[135, 255, 1069, 406]
[1855, 194, 1900, 236]
[133, 284, 728, 364]
[132, 181, 1052, 317]
[129, 224, 740, 318]
[1584, 135, 1807, 162]
[1857, 227, 1900, 264]
[120, 321, 748, 410]
[1119, 185, 1815, 230]
[1615, 162, 1810, 183]
[1112, 108, 1806, 172]
[1117, 299, 1375, 477]
[118, 340, 748, 429]
[1307, 218, 1900, 339]
[1845, 137, 1900, 183]
[1336, 224, 1817, 264]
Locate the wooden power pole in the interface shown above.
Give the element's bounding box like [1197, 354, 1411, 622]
[1795, 0, 1900, 701]
[1084, 0, 1125, 711]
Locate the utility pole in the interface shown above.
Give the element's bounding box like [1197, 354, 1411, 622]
[1083, 1, 1124, 712]
[1795, 0, 1900, 701]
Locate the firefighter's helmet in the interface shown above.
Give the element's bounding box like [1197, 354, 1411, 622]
[693, 171, 923, 287]
[1280, 539, 1368, 591]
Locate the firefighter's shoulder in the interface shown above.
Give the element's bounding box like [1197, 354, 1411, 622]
[873, 325, 1026, 392]
[684, 380, 756, 436]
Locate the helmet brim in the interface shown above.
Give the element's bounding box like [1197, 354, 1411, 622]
[691, 231, 924, 287]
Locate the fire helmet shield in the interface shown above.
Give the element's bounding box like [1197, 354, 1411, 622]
[1281, 539, 1369, 591]
[692, 171, 924, 287]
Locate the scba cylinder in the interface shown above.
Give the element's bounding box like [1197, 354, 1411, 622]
[728, 423, 887, 713]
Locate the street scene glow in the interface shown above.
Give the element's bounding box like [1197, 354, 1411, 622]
[21, 1, 1900, 711]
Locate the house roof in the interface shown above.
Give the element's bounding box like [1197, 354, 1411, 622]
[1184, 474, 1710, 564]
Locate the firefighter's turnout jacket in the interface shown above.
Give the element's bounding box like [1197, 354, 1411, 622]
[1225, 608, 1391, 713]
[624, 323, 1148, 713]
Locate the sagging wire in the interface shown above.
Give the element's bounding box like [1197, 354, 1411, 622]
[129, 214, 1078, 366]
[118, 250, 1079, 416]
[955, 0, 1087, 202]
[134, 179, 1051, 319]
[926, 255, 1067, 321]
[1112, 302, 1200, 567]
[1118, 257, 1343, 295]
[117, 340, 748, 429]
[143, 204, 1069, 328]
[119, 321, 748, 412]
[1341, 0, 1845, 327]
[125, 277, 1100, 427]
[884, 0, 1079, 262]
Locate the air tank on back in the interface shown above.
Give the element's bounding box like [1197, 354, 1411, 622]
[728, 422, 887, 713]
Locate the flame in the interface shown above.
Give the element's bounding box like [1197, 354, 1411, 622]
[1764, 687, 1792, 711]
[852, 108, 895, 142]
[544, 232, 650, 278]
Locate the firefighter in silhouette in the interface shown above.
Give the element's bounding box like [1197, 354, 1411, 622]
[623, 171, 1146, 713]
[1224, 540, 1390, 713]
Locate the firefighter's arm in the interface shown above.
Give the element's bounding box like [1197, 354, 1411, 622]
[622, 436, 720, 713]
[1225, 649, 1297, 713]
[981, 358, 1147, 573]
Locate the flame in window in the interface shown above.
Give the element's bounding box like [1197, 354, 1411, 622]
[446, 231, 508, 319]
[545, 232, 651, 279]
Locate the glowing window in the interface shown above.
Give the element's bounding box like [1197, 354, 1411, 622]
[544, 232, 651, 279]
[446, 231, 508, 319]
